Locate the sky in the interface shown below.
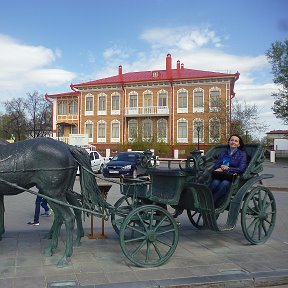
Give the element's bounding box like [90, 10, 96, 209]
[0, 0, 287, 138]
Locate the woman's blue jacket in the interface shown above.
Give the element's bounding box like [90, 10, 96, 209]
[214, 148, 248, 174]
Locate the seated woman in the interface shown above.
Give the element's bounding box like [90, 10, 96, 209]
[209, 134, 247, 205]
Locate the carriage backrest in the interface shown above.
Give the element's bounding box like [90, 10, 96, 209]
[199, 143, 264, 184]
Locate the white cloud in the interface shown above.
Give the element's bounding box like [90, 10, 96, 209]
[140, 26, 222, 50]
[95, 26, 287, 135]
[0, 34, 76, 102]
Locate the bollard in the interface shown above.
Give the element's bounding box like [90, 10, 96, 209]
[106, 148, 110, 158]
[174, 149, 179, 159]
[270, 150, 276, 163]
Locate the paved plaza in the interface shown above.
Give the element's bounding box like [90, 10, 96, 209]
[0, 159, 288, 288]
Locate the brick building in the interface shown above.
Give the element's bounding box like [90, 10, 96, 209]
[45, 54, 239, 155]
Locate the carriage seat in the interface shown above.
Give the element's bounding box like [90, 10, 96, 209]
[197, 143, 265, 185]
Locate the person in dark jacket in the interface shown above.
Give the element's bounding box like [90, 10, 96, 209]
[209, 134, 247, 204]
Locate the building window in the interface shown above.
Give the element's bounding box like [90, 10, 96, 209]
[157, 119, 167, 143]
[193, 88, 204, 113]
[177, 118, 188, 143]
[58, 100, 66, 115]
[129, 93, 137, 107]
[97, 120, 106, 143]
[209, 87, 221, 112]
[68, 100, 78, 115]
[127, 92, 138, 115]
[71, 125, 78, 134]
[143, 90, 153, 114]
[85, 94, 94, 116]
[128, 119, 138, 142]
[85, 121, 93, 140]
[98, 93, 107, 115]
[193, 119, 204, 143]
[209, 118, 221, 143]
[143, 119, 152, 140]
[177, 89, 188, 113]
[111, 93, 120, 115]
[111, 120, 120, 143]
[157, 90, 169, 114]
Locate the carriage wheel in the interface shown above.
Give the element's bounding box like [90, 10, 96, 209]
[241, 186, 276, 244]
[187, 210, 205, 229]
[119, 205, 179, 267]
[111, 196, 139, 235]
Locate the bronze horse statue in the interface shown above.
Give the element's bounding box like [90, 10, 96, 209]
[0, 137, 105, 267]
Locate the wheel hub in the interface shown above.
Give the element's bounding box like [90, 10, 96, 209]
[258, 211, 267, 220]
[147, 231, 156, 242]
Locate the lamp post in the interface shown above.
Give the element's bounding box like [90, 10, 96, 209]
[196, 126, 201, 150]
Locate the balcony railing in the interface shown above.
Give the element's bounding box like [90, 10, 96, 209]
[125, 106, 169, 117]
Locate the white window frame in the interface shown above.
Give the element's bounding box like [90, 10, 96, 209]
[177, 118, 188, 143]
[177, 89, 188, 113]
[97, 120, 106, 143]
[157, 90, 169, 114]
[111, 92, 120, 115]
[127, 91, 138, 115]
[192, 119, 204, 143]
[98, 93, 107, 116]
[157, 118, 168, 143]
[85, 94, 94, 116]
[128, 119, 138, 142]
[84, 120, 93, 141]
[209, 87, 221, 112]
[111, 120, 120, 143]
[142, 119, 153, 141]
[193, 88, 204, 113]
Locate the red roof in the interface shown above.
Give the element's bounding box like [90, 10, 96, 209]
[267, 130, 288, 134]
[72, 68, 238, 88]
[45, 91, 79, 98]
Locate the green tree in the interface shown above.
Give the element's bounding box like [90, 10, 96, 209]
[266, 39, 288, 124]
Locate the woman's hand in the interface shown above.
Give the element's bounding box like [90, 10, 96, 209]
[220, 165, 229, 171]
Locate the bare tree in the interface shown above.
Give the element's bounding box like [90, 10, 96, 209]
[24, 91, 52, 138]
[4, 98, 28, 141]
[231, 99, 269, 142]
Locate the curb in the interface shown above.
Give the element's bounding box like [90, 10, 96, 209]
[60, 269, 288, 288]
[268, 187, 288, 192]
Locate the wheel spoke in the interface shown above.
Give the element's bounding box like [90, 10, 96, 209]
[126, 222, 146, 236]
[145, 241, 151, 263]
[261, 221, 268, 236]
[154, 215, 168, 231]
[152, 241, 163, 259]
[155, 237, 173, 248]
[136, 212, 149, 233]
[156, 226, 175, 235]
[131, 239, 147, 257]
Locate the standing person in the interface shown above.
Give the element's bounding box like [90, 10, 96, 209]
[27, 195, 51, 226]
[209, 134, 247, 204]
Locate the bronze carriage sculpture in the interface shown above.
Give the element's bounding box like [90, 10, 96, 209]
[110, 143, 276, 267]
[0, 138, 276, 268]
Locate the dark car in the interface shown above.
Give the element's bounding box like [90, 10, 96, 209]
[102, 151, 147, 178]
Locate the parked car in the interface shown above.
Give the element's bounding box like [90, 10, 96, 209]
[102, 151, 148, 178]
[77, 150, 106, 175]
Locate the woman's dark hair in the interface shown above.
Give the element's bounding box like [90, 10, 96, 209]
[227, 134, 245, 150]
